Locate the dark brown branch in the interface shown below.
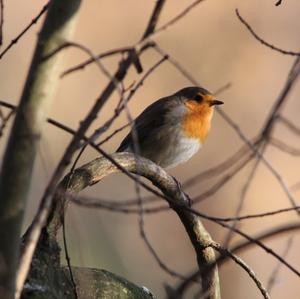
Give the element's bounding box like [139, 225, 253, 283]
[266, 237, 293, 293]
[0, 2, 49, 59]
[184, 137, 258, 189]
[63, 0, 204, 78]
[270, 137, 300, 156]
[141, 0, 166, 39]
[72, 193, 300, 221]
[211, 242, 270, 299]
[236, 9, 300, 56]
[278, 115, 300, 136]
[153, 0, 206, 37]
[0, 0, 4, 46]
[61, 46, 133, 77]
[0, 109, 14, 137]
[261, 57, 300, 138]
[223, 143, 266, 247]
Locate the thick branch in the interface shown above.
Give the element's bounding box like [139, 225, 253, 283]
[0, 1, 81, 298]
[45, 152, 221, 299]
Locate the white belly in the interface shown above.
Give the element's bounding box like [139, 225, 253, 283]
[160, 136, 201, 169]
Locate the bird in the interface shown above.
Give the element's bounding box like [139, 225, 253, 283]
[117, 86, 223, 169]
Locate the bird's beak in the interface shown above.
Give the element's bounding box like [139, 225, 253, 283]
[209, 99, 224, 106]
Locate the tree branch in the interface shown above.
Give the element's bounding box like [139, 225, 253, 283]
[0, 1, 82, 298]
[45, 152, 221, 299]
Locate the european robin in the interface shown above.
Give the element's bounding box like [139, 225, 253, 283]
[117, 86, 223, 169]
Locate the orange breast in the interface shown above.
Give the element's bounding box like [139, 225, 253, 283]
[182, 102, 213, 143]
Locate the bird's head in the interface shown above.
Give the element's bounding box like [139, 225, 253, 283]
[177, 86, 223, 115]
[176, 86, 224, 142]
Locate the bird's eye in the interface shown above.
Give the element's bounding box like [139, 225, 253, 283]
[194, 94, 203, 102]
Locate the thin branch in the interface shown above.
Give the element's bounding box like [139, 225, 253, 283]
[261, 57, 300, 138]
[266, 237, 293, 293]
[236, 9, 300, 56]
[278, 115, 300, 136]
[218, 108, 299, 211]
[193, 150, 255, 203]
[211, 242, 270, 299]
[61, 215, 78, 298]
[0, 109, 14, 137]
[44, 41, 124, 100]
[63, 0, 204, 78]
[87, 56, 167, 143]
[270, 137, 300, 156]
[141, 0, 166, 39]
[60, 46, 133, 78]
[184, 138, 258, 190]
[72, 193, 300, 220]
[291, 181, 300, 192]
[152, 0, 206, 38]
[223, 144, 266, 247]
[0, 0, 4, 46]
[213, 82, 232, 95]
[0, 2, 49, 59]
[96, 122, 131, 147]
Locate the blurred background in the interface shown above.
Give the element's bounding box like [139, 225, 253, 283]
[1, 0, 300, 298]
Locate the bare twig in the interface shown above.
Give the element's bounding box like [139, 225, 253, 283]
[0, 109, 14, 137]
[152, 0, 206, 38]
[211, 242, 270, 299]
[0, 2, 49, 59]
[278, 115, 300, 136]
[61, 46, 133, 77]
[223, 144, 266, 247]
[63, 0, 204, 78]
[193, 150, 256, 203]
[0, 0, 4, 46]
[88, 56, 167, 144]
[267, 237, 293, 293]
[72, 193, 300, 220]
[261, 57, 300, 138]
[96, 122, 131, 147]
[141, 0, 166, 39]
[236, 9, 300, 56]
[61, 215, 78, 298]
[218, 108, 299, 211]
[270, 137, 300, 156]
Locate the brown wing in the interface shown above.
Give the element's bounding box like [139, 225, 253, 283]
[117, 96, 175, 152]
